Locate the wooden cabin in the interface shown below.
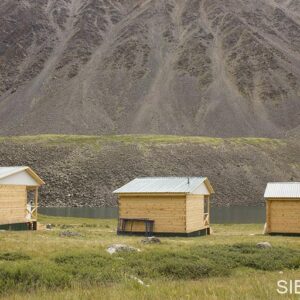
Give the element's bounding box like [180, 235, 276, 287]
[0, 167, 45, 230]
[264, 182, 300, 234]
[113, 177, 214, 236]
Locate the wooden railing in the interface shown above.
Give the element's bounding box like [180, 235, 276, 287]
[26, 187, 39, 221]
[26, 206, 38, 221]
[203, 213, 209, 226]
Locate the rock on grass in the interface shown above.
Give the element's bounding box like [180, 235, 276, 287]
[107, 244, 141, 254]
[256, 242, 272, 249]
[141, 236, 161, 244]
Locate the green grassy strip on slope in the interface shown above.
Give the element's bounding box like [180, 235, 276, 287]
[0, 134, 287, 147]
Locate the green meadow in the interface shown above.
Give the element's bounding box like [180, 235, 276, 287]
[0, 216, 299, 299]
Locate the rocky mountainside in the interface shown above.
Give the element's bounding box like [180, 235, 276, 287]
[0, 135, 299, 207]
[0, 0, 299, 137]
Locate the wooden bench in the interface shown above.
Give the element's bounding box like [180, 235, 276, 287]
[117, 218, 154, 236]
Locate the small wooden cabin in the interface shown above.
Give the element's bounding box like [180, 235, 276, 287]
[264, 182, 300, 234]
[113, 177, 214, 236]
[0, 167, 45, 230]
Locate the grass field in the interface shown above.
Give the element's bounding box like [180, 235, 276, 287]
[0, 216, 299, 299]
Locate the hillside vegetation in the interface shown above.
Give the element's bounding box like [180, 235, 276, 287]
[0, 135, 299, 207]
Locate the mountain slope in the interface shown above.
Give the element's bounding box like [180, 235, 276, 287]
[0, 0, 299, 136]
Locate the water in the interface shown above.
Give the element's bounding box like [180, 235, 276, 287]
[211, 206, 265, 224]
[39, 207, 118, 219]
[39, 206, 266, 224]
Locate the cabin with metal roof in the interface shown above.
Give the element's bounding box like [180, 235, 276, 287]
[113, 177, 214, 236]
[264, 182, 300, 234]
[0, 167, 44, 230]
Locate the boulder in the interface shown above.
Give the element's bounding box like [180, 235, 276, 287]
[59, 230, 81, 237]
[46, 224, 52, 230]
[106, 244, 141, 254]
[129, 275, 149, 287]
[256, 242, 272, 249]
[141, 236, 161, 244]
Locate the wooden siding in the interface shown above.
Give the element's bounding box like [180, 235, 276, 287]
[0, 185, 27, 225]
[119, 195, 186, 233]
[267, 199, 300, 233]
[186, 195, 206, 233]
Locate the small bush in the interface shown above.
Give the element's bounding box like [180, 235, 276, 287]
[55, 252, 112, 268]
[192, 243, 300, 272]
[80, 223, 97, 228]
[119, 248, 231, 279]
[59, 224, 74, 229]
[156, 257, 230, 279]
[228, 243, 258, 254]
[0, 261, 70, 294]
[54, 252, 125, 283]
[0, 252, 31, 261]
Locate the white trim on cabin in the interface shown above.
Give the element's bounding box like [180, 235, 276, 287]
[0, 167, 44, 187]
[0, 171, 40, 186]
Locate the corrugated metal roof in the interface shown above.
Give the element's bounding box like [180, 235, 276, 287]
[113, 177, 207, 194]
[264, 182, 300, 198]
[0, 167, 28, 180]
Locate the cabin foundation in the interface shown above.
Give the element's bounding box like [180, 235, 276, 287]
[117, 227, 210, 237]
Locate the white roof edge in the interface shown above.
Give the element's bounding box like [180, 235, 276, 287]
[190, 177, 215, 194]
[0, 166, 45, 185]
[0, 166, 29, 180]
[189, 177, 207, 194]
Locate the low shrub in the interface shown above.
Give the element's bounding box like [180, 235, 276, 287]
[0, 261, 70, 294]
[54, 252, 125, 283]
[156, 257, 230, 279]
[0, 243, 299, 295]
[0, 252, 31, 261]
[80, 223, 97, 228]
[191, 243, 300, 271]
